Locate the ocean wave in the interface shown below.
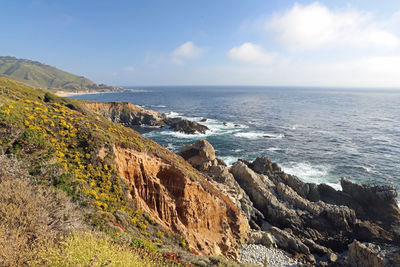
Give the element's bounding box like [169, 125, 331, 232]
[220, 156, 239, 167]
[234, 132, 284, 140]
[281, 162, 341, 190]
[158, 130, 211, 139]
[371, 135, 393, 143]
[353, 165, 374, 173]
[266, 147, 280, 152]
[165, 111, 182, 117]
[126, 89, 152, 93]
[150, 104, 167, 108]
[141, 124, 162, 128]
[165, 143, 176, 151]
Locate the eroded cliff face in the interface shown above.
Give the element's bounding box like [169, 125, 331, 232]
[83, 101, 165, 126]
[84, 101, 209, 134]
[112, 145, 249, 259]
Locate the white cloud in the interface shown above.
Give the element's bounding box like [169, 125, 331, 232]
[228, 42, 276, 64]
[197, 55, 400, 87]
[124, 66, 135, 72]
[267, 2, 400, 51]
[171, 41, 203, 64]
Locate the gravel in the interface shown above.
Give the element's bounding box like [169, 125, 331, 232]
[240, 244, 301, 267]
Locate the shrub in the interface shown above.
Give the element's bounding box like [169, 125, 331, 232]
[0, 154, 82, 266]
[32, 231, 164, 267]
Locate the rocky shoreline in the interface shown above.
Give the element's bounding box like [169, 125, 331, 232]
[83, 101, 209, 134]
[178, 140, 400, 266]
[81, 101, 400, 266]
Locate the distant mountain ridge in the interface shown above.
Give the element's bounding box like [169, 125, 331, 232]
[0, 56, 120, 93]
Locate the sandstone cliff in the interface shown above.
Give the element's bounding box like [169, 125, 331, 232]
[112, 145, 249, 259]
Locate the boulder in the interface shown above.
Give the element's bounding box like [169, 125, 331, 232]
[247, 230, 275, 248]
[178, 140, 216, 170]
[347, 240, 400, 267]
[269, 227, 310, 255]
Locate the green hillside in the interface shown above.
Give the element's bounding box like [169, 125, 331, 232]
[0, 56, 119, 93]
[0, 78, 249, 267]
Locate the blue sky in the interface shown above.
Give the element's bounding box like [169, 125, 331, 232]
[2, 0, 400, 87]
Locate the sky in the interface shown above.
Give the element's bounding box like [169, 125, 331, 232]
[2, 0, 400, 87]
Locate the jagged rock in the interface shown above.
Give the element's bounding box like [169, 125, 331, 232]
[177, 141, 400, 261]
[247, 230, 275, 248]
[179, 140, 263, 229]
[303, 238, 331, 255]
[348, 240, 385, 267]
[341, 177, 400, 223]
[83, 101, 208, 134]
[179, 140, 217, 170]
[269, 227, 310, 255]
[165, 117, 208, 134]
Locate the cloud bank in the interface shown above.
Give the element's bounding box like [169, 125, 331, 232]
[267, 2, 399, 51]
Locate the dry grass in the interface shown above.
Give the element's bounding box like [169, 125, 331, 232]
[0, 154, 82, 266]
[32, 231, 178, 267]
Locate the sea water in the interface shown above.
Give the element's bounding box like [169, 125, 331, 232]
[72, 86, 400, 201]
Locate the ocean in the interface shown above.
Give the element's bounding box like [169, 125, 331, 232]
[72, 86, 400, 202]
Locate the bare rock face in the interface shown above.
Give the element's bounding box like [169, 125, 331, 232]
[341, 177, 400, 223]
[83, 101, 166, 126]
[177, 140, 400, 264]
[164, 117, 209, 134]
[348, 240, 400, 267]
[233, 156, 400, 262]
[178, 140, 264, 230]
[84, 101, 208, 134]
[178, 140, 217, 171]
[112, 144, 249, 259]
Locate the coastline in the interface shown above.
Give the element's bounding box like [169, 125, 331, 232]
[55, 90, 121, 97]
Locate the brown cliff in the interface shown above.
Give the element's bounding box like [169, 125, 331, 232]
[111, 144, 249, 259]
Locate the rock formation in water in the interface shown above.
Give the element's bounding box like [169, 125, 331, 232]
[83, 101, 209, 134]
[179, 140, 400, 266]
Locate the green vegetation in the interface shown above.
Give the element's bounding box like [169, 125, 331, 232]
[0, 78, 188, 266]
[0, 78, 250, 267]
[0, 56, 118, 92]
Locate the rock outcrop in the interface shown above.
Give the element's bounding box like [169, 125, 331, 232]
[348, 240, 400, 267]
[178, 140, 400, 265]
[84, 101, 208, 134]
[112, 144, 249, 259]
[178, 140, 264, 230]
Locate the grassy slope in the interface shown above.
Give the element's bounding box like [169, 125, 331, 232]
[0, 78, 248, 267]
[0, 56, 115, 92]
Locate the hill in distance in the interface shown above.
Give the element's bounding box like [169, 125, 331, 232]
[0, 56, 121, 93]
